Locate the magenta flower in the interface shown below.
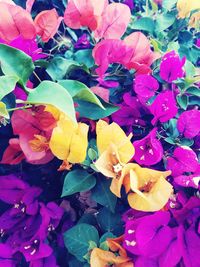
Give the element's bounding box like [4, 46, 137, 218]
[133, 128, 163, 166]
[0, 36, 46, 61]
[160, 51, 186, 82]
[30, 254, 59, 267]
[167, 146, 200, 189]
[150, 90, 178, 125]
[133, 74, 159, 103]
[123, 211, 172, 257]
[177, 110, 200, 138]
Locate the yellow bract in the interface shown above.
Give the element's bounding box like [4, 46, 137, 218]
[49, 114, 89, 163]
[177, 0, 200, 18]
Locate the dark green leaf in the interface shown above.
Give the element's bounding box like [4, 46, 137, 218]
[58, 80, 104, 108]
[178, 31, 193, 48]
[176, 95, 188, 110]
[91, 177, 117, 213]
[63, 223, 99, 262]
[0, 76, 18, 100]
[27, 80, 76, 122]
[0, 44, 34, 86]
[76, 99, 119, 120]
[186, 86, 200, 97]
[61, 169, 96, 197]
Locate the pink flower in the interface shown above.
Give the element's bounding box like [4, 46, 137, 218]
[34, 9, 63, 43]
[0, 2, 36, 42]
[160, 51, 186, 82]
[133, 128, 163, 166]
[150, 90, 178, 125]
[177, 110, 200, 138]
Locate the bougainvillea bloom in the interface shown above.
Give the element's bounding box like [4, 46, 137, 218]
[133, 128, 163, 166]
[49, 114, 89, 164]
[0, 2, 36, 42]
[64, 0, 108, 31]
[94, 3, 131, 40]
[34, 9, 63, 43]
[150, 90, 178, 125]
[160, 51, 186, 82]
[133, 74, 159, 103]
[177, 0, 200, 18]
[95, 120, 134, 197]
[167, 146, 200, 188]
[177, 109, 200, 138]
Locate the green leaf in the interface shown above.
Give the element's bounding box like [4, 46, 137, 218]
[155, 13, 175, 32]
[0, 101, 9, 120]
[178, 138, 194, 147]
[61, 169, 96, 197]
[74, 49, 94, 68]
[96, 207, 123, 235]
[164, 137, 175, 145]
[46, 57, 89, 81]
[186, 86, 200, 97]
[76, 99, 119, 120]
[0, 76, 18, 100]
[64, 223, 99, 262]
[184, 60, 196, 78]
[27, 80, 76, 122]
[178, 31, 193, 48]
[91, 177, 117, 213]
[88, 148, 98, 161]
[0, 44, 34, 86]
[176, 95, 188, 110]
[162, 0, 177, 10]
[58, 80, 104, 109]
[131, 17, 155, 34]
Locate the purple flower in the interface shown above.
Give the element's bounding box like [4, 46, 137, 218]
[133, 74, 159, 103]
[74, 34, 90, 49]
[13, 86, 27, 102]
[30, 254, 59, 267]
[135, 257, 158, 267]
[123, 211, 172, 257]
[0, 243, 15, 267]
[123, 0, 134, 10]
[167, 146, 200, 188]
[133, 128, 163, 166]
[112, 93, 147, 131]
[160, 51, 186, 82]
[150, 90, 178, 125]
[177, 110, 200, 138]
[196, 39, 200, 48]
[0, 36, 46, 61]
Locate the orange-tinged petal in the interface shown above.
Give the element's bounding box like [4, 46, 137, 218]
[34, 9, 63, 42]
[44, 105, 61, 121]
[96, 120, 134, 164]
[189, 11, 200, 28]
[128, 176, 173, 212]
[107, 236, 127, 257]
[49, 116, 76, 160]
[67, 122, 89, 163]
[90, 248, 131, 267]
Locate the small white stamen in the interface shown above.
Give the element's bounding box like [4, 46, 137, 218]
[193, 177, 200, 187]
[30, 249, 37, 255]
[149, 149, 154, 155]
[128, 229, 135, 234]
[113, 163, 123, 173]
[125, 240, 136, 246]
[24, 245, 31, 250]
[140, 155, 145, 161]
[140, 146, 144, 150]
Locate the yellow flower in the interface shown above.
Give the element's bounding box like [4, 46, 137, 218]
[49, 114, 89, 164]
[189, 11, 200, 28]
[95, 120, 135, 197]
[126, 164, 173, 212]
[177, 0, 200, 18]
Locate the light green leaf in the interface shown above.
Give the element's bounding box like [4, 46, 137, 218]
[0, 101, 9, 119]
[27, 80, 76, 122]
[0, 44, 34, 86]
[74, 49, 94, 68]
[0, 76, 18, 100]
[64, 223, 99, 262]
[131, 17, 155, 34]
[61, 169, 96, 197]
[58, 80, 104, 109]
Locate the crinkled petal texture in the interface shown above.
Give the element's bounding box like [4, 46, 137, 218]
[64, 0, 108, 30]
[150, 90, 178, 125]
[133, 128, 163, 166]
[96, 120, 134, 163]
[90, 248, 132, 267]
[177, 0, 200, 18]
[94, 3, 131, 40]
[0, 3, 36, 42]
[34, 9, 63, 42]
[167, 146, 199, 176]
[177, 110, 200, 138]
[49, 115, 89, 163]
[127, 164, 172, 211]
